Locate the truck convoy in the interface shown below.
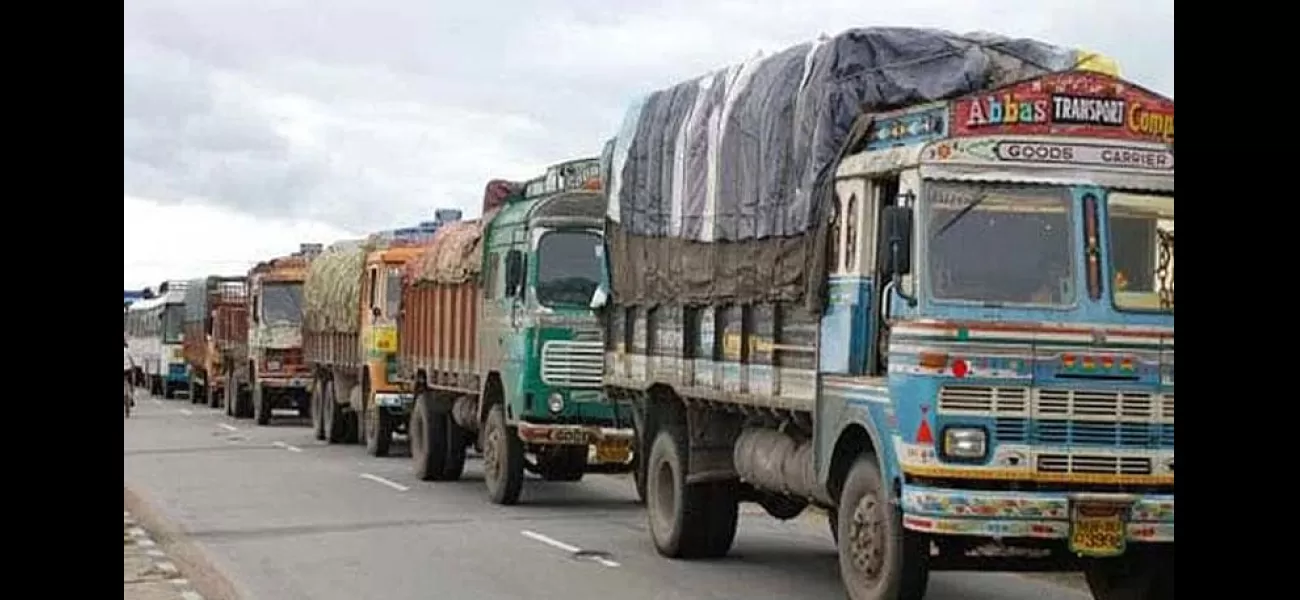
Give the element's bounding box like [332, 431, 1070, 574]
[397, 162, 638, 505]
[303, 225, 449, 456]
[600, 29, 1172, 600]
[226, 246, 317, 424]
[182, 276, 249, 409]
[124, 281, 190, 398]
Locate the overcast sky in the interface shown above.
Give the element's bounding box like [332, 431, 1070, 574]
[122, 0, 1174, 289]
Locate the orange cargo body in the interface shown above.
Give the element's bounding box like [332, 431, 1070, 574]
[398, 281, 479, 390]
[181, 322, 207, 367]
[304, 330, 361, 369]
[214, 304, 249, 359]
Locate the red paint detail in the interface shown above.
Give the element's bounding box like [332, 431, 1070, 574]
[949, 71, 1174, 144]
[904, 517, 933, 529]
[951, 359, 969, 378]
[1031, 524, 1053, 534]
[916, 418, 934, 444]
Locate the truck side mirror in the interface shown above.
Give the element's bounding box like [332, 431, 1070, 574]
[504, 250, 523, 297]
[882, 205, 914, 277]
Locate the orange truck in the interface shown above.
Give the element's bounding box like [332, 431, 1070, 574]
[227, 245, 318, 424]
[303, 233, 439, 456]
[181, 276, 248, 409]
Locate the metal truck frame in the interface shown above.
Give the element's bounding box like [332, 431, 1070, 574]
[308, 240, 431, 456]
[229, 250, 313, 424]
[399, 159, 639, 506]
[604, 70, 1174, 600]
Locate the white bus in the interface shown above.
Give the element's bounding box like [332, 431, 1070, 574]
[125, 283, 189, 398]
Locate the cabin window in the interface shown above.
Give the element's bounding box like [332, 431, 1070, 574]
[367, 267, 379, 310]
[828, 195, 842, 274]
[485, 252, 499, 299]
[844, 193, 859, 272]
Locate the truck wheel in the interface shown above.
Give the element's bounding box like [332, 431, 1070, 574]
[646, 426, 739, 559]
[189, 376, 202, 404]
[829, 510, 840, 545]
[411, 392, 446, 480]
[225, 373, 236, 417]
[254, 383, 270, 426]
[837, 457, 929, 600]
[311, 381, 326, 441]
[1084, 546, 1174, 600]
[483, 404, 524, 505]
[442, 414, 468, 481]
[537, 446, 587, 482]
[324, 380, 347, 444]
[365, 406, 393, 457]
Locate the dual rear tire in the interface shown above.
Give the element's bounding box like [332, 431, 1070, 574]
[410, 392, 468, 482]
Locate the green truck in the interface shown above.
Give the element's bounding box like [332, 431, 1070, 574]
[397, 159, 641, 505]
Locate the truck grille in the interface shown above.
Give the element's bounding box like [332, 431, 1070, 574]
[937, 385, 1174, 449]
[540, 341, 603, 388]
[1037, 453, 1152, 475]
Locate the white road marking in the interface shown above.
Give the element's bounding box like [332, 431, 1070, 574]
[179, 409, 193, 416]
[592, 556, 622, 568]
[359, 473, 409, 492]
[273, 441, 304, 453]
[522, 530, 580, 553]
[181, 591, 205, 600]
[218, 423, 239, 432]
[153, 399, 163, 406]
[156, 561, 179, 574]
[146, 549, 166, 557]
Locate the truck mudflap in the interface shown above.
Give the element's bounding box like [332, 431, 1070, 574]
[373, 392, 414, 409]
[899, 487, 1174, 554]
[516, 424, 637, 465]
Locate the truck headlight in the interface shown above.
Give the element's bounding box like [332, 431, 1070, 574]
[942, 427, 987, 460]
[547, 392, 565, 414]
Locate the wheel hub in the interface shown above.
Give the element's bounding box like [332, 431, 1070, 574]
[849, 492, 886, 583]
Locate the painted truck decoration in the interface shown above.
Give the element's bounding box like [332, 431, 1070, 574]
[603, 68, 1172, 600]
[227, 247, 315, 424]
[397, 160, 639, 506]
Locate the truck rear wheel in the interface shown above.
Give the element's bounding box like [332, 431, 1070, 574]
[254, 383, 271, 426]
[311, 380, 326, 441]
[324, 380, 348, 443]
[483, 404, 524, 505]
[536, 446, 587, 482]
[365, 405, 393, 457]
[1084, 545, 1174, 600]
[837, 456, 929, 600]
[646, 426, 739, 559]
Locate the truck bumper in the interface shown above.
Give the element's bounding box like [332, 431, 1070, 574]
[259, 376, 310, 389]
[373, 393, 414, 409]
[516, 423, 637, 465]
[900, 485, 1174, 544]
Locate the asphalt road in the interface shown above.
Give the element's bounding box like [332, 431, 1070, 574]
[124, 395, 1091, 600]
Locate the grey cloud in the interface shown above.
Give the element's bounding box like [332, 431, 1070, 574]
[124, 0, 1172, 234]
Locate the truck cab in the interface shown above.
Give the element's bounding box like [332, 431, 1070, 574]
[242, 254, 312, 424]
[819, 70, 1173, 598]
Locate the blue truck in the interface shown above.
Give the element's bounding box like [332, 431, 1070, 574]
[600, 29, 1172, 600]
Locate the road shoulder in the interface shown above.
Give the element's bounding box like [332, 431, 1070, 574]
[125, 486, 243, 600]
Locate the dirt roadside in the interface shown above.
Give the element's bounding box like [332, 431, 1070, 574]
[124, 486, 242, 600]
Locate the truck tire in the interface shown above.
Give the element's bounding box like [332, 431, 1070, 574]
[646, 426, 739, 559]
[365, 405, 393, 457]
[483, 404, 524, 505]
[225, 373, 236, 417]
[837, 456, 929, 600]
[410, 392, 446, 480]
[324, 380, 348, 444]
[537, 446, 587, 482]
[254, 382, 270, 426]
[189, 375, 202, 404]
[1084, 546, 1174, 600]
[311, 380, 326, 441]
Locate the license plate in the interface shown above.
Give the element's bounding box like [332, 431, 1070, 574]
[1069, 501, 1128, 557]
[551, 429, 590, 445]
[594, 440, 631, 464]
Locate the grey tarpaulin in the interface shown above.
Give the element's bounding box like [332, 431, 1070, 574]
[605, 27, 1084, 313]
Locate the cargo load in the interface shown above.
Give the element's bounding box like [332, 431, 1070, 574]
[605, 26, 1088, 312]
[404, 214, 495, 286]
[303, 238, 382, 334]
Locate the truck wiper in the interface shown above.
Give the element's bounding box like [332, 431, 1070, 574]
[935, 193, 989, 237]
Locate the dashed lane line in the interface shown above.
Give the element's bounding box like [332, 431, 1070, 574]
[359, 473, 409, 492]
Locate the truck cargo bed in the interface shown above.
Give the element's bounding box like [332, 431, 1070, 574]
[304, 330, 361, 369]
[399, 282, 479, 392]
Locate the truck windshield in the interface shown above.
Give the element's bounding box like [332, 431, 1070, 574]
[1109, 192, 1174, 312]
[262, 283, 304, 325]
[384, 267, 402, 318]
[535, 230, 602, 308]
[162, 304, 184, 344]
[925, 182, 1076, 307]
